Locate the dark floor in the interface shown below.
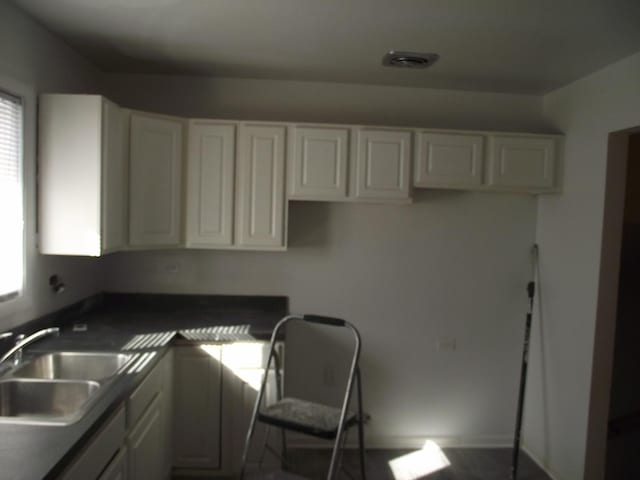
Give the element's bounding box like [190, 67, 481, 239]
[283, 448, 551, 480]
[178, 448, 552, 480]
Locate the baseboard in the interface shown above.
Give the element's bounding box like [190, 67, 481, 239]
[521, 445, 559, 480]
[286, 433, 513, 449]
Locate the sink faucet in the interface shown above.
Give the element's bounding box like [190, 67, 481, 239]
[0, 327, 60, 366]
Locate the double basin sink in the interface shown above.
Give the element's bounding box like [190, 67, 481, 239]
[0, 352, 134, 425]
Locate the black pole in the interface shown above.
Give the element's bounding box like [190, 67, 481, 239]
[511, 245, 538, 480]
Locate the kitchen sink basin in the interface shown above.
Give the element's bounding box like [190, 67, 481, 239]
[11, 352, 133, 382]
[0, 379, 99, 424]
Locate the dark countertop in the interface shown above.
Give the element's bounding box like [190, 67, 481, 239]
[0, 293, 288, 480]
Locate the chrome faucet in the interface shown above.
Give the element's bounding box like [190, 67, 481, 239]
[0, 327, 60, 366]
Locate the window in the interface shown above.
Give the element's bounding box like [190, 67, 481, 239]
[0, 90, 24, 303]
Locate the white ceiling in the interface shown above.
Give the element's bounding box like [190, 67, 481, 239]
[12, 0, 640, 94]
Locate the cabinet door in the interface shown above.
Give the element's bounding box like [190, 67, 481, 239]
[227, 343, 283, 473]
[235, 124, 286, 248]
[173, 346, 222, 469]
[39, 94, 103, 256]
[186, 122, 235, 247]
[161, 349, 174, 479]
[98, 446, 128, 480]
[101, 99, 127, 253]
[488, 135, 556, 189]
[129, 113, 183, 247]
[414, 132, 484, 188]
[289, 126, 349, 200]
[354, 129, 411, 201]
[128, 395, 164, 480]
[61, 407, 126, 480]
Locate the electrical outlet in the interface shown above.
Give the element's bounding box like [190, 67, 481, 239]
[437, 337, 457, 352]
[162, 263, 180, 274]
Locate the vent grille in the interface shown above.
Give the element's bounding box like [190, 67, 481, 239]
[382, 51, 440, 69]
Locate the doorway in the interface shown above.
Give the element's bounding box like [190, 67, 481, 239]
[605, 133, 640, 478]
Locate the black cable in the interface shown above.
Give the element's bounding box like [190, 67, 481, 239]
[511, 244, 539, 480]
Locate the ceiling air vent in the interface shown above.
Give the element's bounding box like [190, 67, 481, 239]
[382, 51, 440, 69]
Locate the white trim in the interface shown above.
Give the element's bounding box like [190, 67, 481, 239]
[522, 445, 560, 480]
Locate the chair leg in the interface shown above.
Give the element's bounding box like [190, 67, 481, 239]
[356, 368, 366, 480]
[258, 425, 271, 469]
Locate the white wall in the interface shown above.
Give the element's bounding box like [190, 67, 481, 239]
[524, 51, 640, 480]
[103, 73, 552, 132]
[105, 192, 537, 446]
[102, 72, 552, 447]
[0, 1, 102, 329]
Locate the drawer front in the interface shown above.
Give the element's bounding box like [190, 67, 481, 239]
[127, 357, 162, 428]
[97, 445, 127, 480]
[61, 406, 126, 480]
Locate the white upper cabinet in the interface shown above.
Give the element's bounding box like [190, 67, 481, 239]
[186, 121, 235, 248]
[39, 94, 127, 256]
[354, 129, 412, 201]
[102, 101, 128, 253]
[288, 126, 349, 201]
[488, 135, 556, 190]
[235, 124, 286, 249]
[129, 113, 183, 247]
[414, 132, 484, 188]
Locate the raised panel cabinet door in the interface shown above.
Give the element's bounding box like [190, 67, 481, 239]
[127, 395, 164, 480]
[289, 126, 349, 200]
[172, 346, 222, 469]
[235, 124, 286, 248]
[355, 129, 412, 200]
[98, 446, 128, 480]
[414, 132, 484, 187]
[186, 122, 235, 247]
[61, 407, 127, 480]
[488, 135, 556, 189]
[129, 113, 183, 247]
[101, 99, 127, 253]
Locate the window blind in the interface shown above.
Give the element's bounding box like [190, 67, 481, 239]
[0, 90, 23, 302]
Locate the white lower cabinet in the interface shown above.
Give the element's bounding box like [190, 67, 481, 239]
[61, 350, 172, 480]
[171, 342, 282, 477]
[61, 407, 127, 480]
[98, 446, 128, 480]
[60, 342, 284, 479]
[172, 345, 222, 470]
[127, 395, 164, 480]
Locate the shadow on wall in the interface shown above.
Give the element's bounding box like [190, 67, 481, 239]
[287, 202, 331, 248]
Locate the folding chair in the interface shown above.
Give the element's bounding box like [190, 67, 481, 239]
[240, 314, 366, 480]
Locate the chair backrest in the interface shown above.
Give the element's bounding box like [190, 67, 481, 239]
[257, 314, 362, 411]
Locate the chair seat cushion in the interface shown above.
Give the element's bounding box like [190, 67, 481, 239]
[258, 397, 358, 439]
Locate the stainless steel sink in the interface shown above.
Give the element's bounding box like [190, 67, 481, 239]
[0, 351, 136, 425]
[11, 352, 132, 382]
[0, 379, 100, 424]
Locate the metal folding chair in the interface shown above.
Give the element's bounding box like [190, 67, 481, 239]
[240, 314, 366, 480]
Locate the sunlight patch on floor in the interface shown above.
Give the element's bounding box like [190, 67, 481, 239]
[388, 440, 451, 480]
